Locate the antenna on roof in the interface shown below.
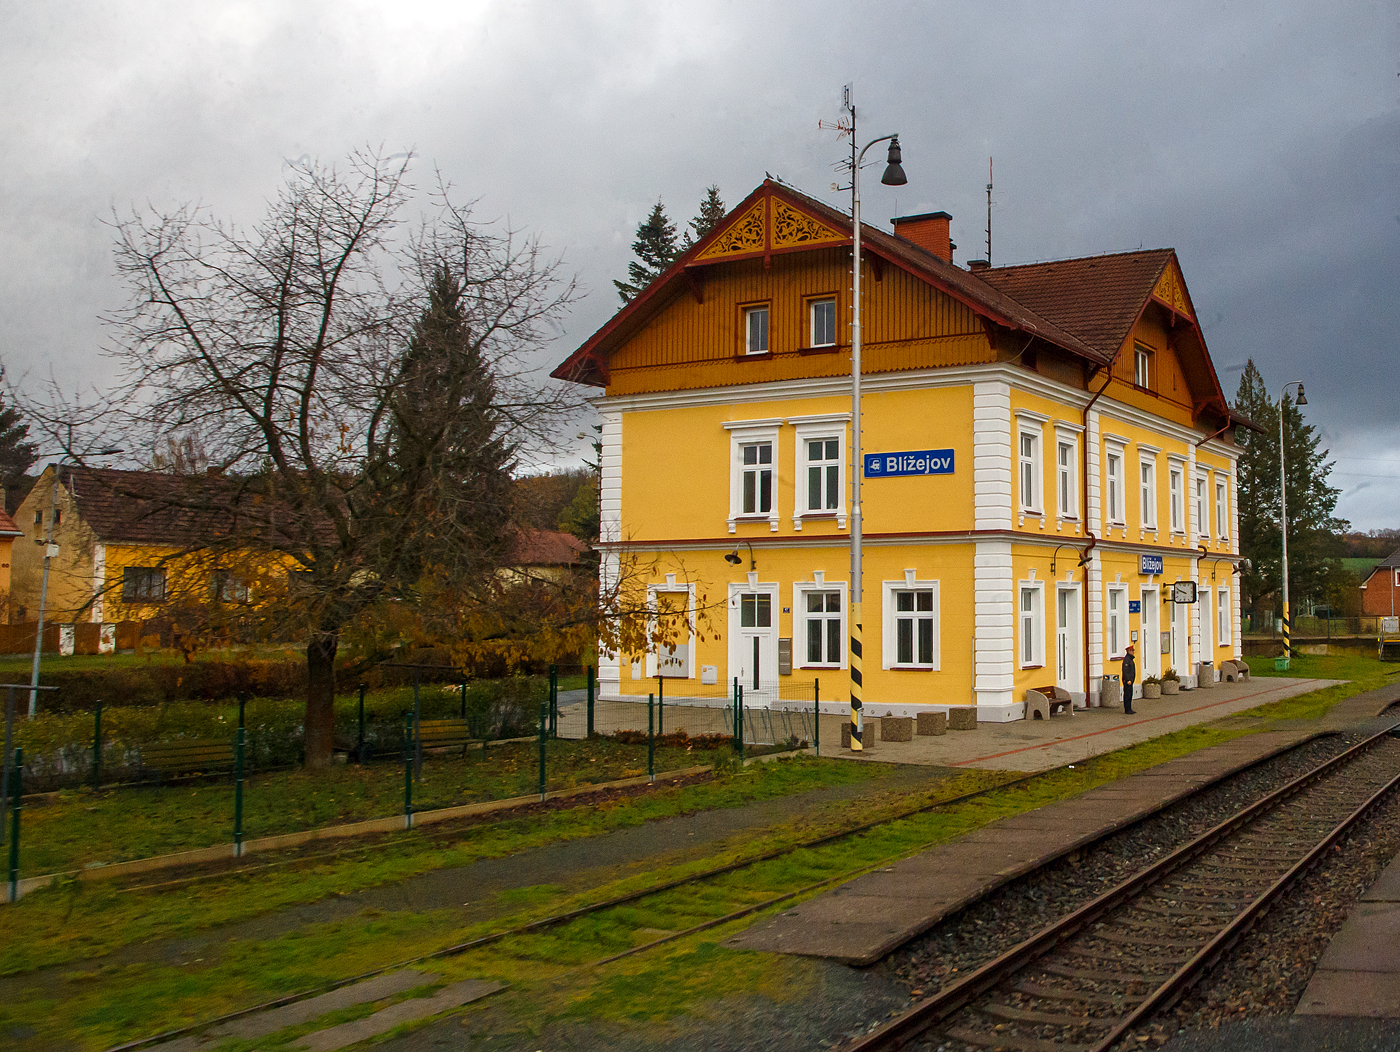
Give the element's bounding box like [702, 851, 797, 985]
[986, 157, 993, 266]
[818, 83, 857, 197]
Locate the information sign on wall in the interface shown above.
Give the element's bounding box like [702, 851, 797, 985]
[1128, 600, 1141, 614]
[863, 449, 955, 478]
[1140, 554, 1164, 575]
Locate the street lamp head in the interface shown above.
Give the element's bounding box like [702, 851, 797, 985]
[724, 550, 743, 566]
[1294, 384, 1306, 406]
[881, 137, 907, 186]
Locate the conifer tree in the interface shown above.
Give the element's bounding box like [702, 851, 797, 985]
[0, 371, 37, 487]
[614, 200, 679, 303]
[681, 185, 726, 250]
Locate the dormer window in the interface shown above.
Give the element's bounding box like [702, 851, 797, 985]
[744, 305, 770, 355]
[1134, 344, 1152, 389]
[809, 297, 836, 348]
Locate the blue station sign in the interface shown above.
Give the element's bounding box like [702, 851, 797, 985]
[1128, 600, 1142, 614]
[863, 449, 955, 478]
[1140, 554, 1164, 575]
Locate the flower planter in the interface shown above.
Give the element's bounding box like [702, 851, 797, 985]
[1161, 680, 1180, 696]
[1142, 683, 1162, 700]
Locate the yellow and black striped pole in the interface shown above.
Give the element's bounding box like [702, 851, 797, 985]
[1281, 599, 1291, 660]
[849, 602, 863, 751]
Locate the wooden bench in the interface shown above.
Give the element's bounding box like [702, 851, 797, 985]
[140, 739, 235, 784]
[417, 718, 476, 756]
[1026, 686, 1074, 720]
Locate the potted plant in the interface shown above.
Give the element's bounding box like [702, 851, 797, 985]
[1161, 669, 1180, 695]
[1141, 675, 1162, 700]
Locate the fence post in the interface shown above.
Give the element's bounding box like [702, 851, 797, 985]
[657, 675, 664, 736]
[8, 746, 21, 903]
[538, 700, 548, 802]
[412, 668, 422, 782]
[733, 677, 740, 753]
[814, 678, 820, 758]
[402, 713, 413, 829]
[0, 686, 12, 844]
[233, 727, 245, 856]
[737, 685, 745, 761]
[357, 683, 367, 761]
[92, 700, 103, 791]
[586, 665, 595, 738]
[648, 692, 655, 784]
[551, 665, 558, 737]
[459, 680, 467, 720]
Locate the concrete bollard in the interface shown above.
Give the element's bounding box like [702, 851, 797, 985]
[947, 706, 978, 731]
[916, 711, 947, 736]
[881, 716, 913, 742]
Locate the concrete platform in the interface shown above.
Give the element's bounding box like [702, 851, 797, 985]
[729, 728, 1328, 965]
[1296, 848, 1400, 1018]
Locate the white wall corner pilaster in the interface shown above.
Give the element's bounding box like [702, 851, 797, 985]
[599, 412, 623, 544]
[1085, 409, 1102, 529]
[598, 549, 623, 698]
[972, 381, 1013, 531]
[973, 539, 1016, 716]
[91, 543, 106, 623]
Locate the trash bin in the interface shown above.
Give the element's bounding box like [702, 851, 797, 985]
[1100, 674, 1122, 708]
[1274, 656, 1290, 672]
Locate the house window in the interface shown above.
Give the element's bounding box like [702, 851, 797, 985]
[809, 297, 836, 348]
[1019, 584, 1044, 668]
[1134, 345, 1152, 388]
[744, 305, 769, 355]
[1105, 448, 1124, 524]
[801, 590, 844, 666]
[123, 567, 166, 602]
[33, 510, 41, 526]
[1169, 466, 1184, 532]
[740, 442, 773, 514]
[1195, 475, 1208, 538]
[883, 579, 939, 669]
[1216, 479, 1229, 538]
[1018, 430, 1042, 513]
[805, 438, 840, 512]
[1139, 457, 1157, 529]
[1218, 586, 1231, 646]
[1106, 585, 1127, 658]
[52, 509, 61, 527]
[740, 592, 772, 628]
[1199, 586, 1213, 655]
[211, 571, 249, 604]
[1056, 439, 1078, 519]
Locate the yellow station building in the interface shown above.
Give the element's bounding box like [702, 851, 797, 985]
[555, 180, 1244, 721]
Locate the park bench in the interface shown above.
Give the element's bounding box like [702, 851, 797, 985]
[1025, 685, 1074, 720]
[1221, 659, 1250, 682]
[416, 718, 476, 756]
[139, 739, 235, 784]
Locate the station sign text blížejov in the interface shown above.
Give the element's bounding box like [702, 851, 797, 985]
[863, 449, 955, 478]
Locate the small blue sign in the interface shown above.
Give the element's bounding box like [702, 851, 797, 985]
[1140, 554, 1164, 575]
[1128, 600, 1142, 614]
[864, 449, 955, 478]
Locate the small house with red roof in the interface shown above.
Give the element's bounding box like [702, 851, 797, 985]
[553, 180, 1243, 720]
[1359, 547, 1400, 618]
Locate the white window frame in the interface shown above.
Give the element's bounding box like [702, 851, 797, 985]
[1106, 583, 1128, 659]
[1195, 473, 1210, 540]
[1217, 586, 1231, 646]
[1018, 580, 1045, 669]
[1015, 411, 1048, 516]
[744, 304, 769, 355]
[1055, 429, 1080, 521]
[793, 576, 847, 670]
[808, 297, 836, 348]
[1105, 443, 1125, 526]
[645, 580, 698, 679]
[790, 414, 850, 531]
[1215, 477, 1229, 539]
[724, 419, 782, 533]
[1199, 585, 1212, 658]
[1134, 344, 1151, 388]
[1168, 459, 1186, 534]
[882, 573, 940, 671]
[1139, 456, 1158, 529]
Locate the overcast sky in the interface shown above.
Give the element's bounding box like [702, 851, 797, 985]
[2, 0, 1396, 528]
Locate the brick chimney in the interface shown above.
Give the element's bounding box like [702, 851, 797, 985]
[891, 211, 952, 262]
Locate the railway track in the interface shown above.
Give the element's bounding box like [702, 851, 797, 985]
[845, 724, 1400, 1052]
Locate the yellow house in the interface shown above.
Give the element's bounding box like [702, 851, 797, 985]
[555, 180, 1244, 721]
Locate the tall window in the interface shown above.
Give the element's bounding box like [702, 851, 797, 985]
[740, 592, 772, 628]
[1215, 479, 1228, 538]
[1217, 586, 1231, 646]
[1106, 449, 1124, 524]
[1107, 585, 1127, 657]
[809, 298, 836, 347]
[1057, 439, 1077, 518]
[744, 305, 769, 354]
[1019, 431, 1041, 512]
[1134, 345, 1152, 388]
[803, 590, 843, 665]
[806, 438, 840, 511]
[894, 590, 936, 666]
[1199, 587, 1213, 658]
[740, 442, 772, 515]
[123, 567, 166, 602]
[1139, 458, 1157, 528]
[1019, 585, 1044, 667]
[1169, 467, 1184, 532]
[1195, 475, 1208, 538]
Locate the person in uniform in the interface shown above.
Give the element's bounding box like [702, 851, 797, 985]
[1121, 643, 1137, 715]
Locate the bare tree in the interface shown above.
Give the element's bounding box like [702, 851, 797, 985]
[28, 149, 579, 767]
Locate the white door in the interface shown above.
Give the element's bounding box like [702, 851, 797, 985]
[1198, 588, 1212, 674]
[1055, 586, 1082, 695]
[1170, 594, 1189, 677]
[654, 591, 692, 678]
[729, 586, 778, 705]
[1140, 587, 1160, 679]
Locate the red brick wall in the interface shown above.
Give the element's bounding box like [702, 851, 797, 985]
[1361, 567, 1400, 616]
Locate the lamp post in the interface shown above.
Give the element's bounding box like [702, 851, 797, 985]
[27, 451, 121, 718]
[846, 130, 906, 751]
[1278, 381, 1306, 660]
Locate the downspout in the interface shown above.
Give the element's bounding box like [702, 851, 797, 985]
[1080, 359, 1117, 704]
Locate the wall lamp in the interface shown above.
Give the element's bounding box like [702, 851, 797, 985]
[1050, 542, 1092, 575]
[724, 541, 756, 570]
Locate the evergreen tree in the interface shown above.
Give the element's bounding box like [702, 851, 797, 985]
[681, 185, 726, 250]
[1232, 359, 1347, 620]
[0, 372, 37, 487]
[614, 200, 679, 303]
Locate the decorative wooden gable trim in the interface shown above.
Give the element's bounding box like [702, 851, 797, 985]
[692, 191, 845, 266]
[1151, 258, 1194, 322]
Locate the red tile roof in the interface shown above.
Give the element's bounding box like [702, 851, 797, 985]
[0, 507, 21, 537]
[58, 467, 241, 546]
[509, 529, 587, 566]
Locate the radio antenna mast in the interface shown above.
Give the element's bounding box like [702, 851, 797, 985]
[986, 157, 993, 266]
